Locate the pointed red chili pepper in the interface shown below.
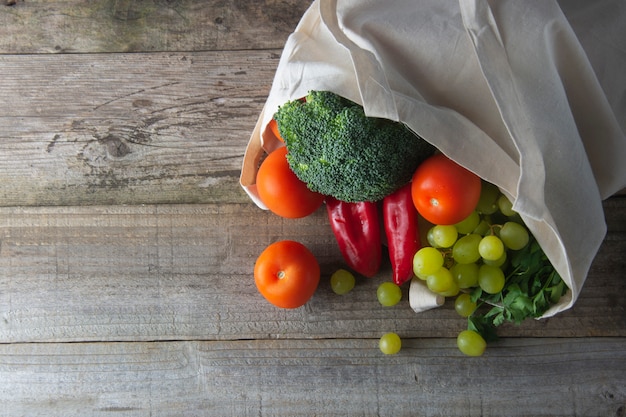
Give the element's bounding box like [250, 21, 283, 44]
[383, 183, 421, 285]
[325, 197, 381, 278]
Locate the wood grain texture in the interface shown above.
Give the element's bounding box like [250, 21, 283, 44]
[1, 1, 625, 415]
[0, 199, 624, 344]
[1, 338, 624, 417]
[0, 51, 278, 206]
[0, 0, 311, 53]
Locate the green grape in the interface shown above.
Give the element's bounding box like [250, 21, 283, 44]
[379, 332, 402, 355]
[478, 264, 505, 294]
[472, 219, 492, 236]
[426, 228, 440, 248]
[438, 277, 460, 297]
[454, 211, 480, 234]
[476, 181, 500, 215]
[497, 194, 516, 216]
[450, 262, 479, 289]
[500, 221, 530, 250]
[483, 250, 507, 268]
[507, 213, 525, 225]
[457, 330, 487, 356]
[478, 235, 505, 261]
[415, 271, 428, 281]
[452, 234, 482, 264]
[413, 247, 444, 276]
[426, 267, 454, 294]
[454, 293, 477, 317]
[430, 225, 458, 248]
[330, 269, 356, 295]
[377, 282, 402, 307]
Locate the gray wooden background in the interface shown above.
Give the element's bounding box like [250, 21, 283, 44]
[0, 1, 624, 416]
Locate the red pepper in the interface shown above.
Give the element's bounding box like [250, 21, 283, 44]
[325, 197, 381, 278]
[383, 183, 421, 285]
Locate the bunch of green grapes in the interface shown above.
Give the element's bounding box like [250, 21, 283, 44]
[412, 181, 532, 356]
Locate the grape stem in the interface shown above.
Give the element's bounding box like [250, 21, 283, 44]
[441, 249, 454, 269]
[488, 223, 503, 236]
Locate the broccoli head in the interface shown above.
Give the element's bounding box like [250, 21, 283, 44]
[274, 90, 435, 202]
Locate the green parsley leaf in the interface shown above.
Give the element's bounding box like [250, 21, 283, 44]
[468, 233, 567, 340]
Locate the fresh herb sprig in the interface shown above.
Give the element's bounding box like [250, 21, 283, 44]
[468, 235, 568, 341]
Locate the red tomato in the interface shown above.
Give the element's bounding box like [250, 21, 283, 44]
[267, 119, 284, 142]
[411, 154, 481, 225]
[256, 146, 325, 218]
[254, 240, 320, 309]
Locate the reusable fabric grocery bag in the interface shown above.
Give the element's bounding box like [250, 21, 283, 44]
[240, 0, 626, 317]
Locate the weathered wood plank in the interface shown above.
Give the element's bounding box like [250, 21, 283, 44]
[0, 51, 278, 206]
[0, 0, 311, 53]
[2, 51, 623, 209]
[0, 2, 622, 416]
[1, 199, 623, 343]
[0, 338, 624, 417]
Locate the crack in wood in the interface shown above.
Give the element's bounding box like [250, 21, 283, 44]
[92, 82, 181, 111]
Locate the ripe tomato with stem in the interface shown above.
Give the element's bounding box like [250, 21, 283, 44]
[411, 154, 481, 225]
[254, 240, 320, 309]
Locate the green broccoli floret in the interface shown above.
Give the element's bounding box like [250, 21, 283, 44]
[274, 90, 435, 202]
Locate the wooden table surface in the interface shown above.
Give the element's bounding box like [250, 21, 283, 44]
[1, 1, 624, 416]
